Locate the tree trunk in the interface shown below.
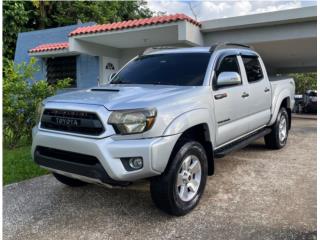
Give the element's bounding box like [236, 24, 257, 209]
[38, 1, 46, 29]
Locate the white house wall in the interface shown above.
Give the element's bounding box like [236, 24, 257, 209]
[69, 38, 121, 58]
[178, 21, 203, 46]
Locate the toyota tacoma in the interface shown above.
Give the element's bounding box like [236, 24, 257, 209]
[32, 43, 295, 216]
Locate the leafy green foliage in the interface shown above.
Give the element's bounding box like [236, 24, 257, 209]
[3, 57, 71, 148]
[3, 145, 48, 185]
[289, 73, 317, 94]
[4, 1, 153, 59]
[3, 2, 29, 59]
[51, 1, 153, 26]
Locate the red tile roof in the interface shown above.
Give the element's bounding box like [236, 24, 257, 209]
[69, 13, 200, 37]
[28, 42, 69, 53]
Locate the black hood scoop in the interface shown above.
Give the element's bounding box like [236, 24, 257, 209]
[91, 88, 120, 92]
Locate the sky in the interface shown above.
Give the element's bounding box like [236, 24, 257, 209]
[146, 0, 317, 21]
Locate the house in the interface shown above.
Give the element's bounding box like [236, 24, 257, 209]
[14, 6, 316, 89]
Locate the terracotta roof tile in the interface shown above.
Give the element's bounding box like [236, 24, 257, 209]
[69, 13, 200, 37]
[28, 42, 69, 53]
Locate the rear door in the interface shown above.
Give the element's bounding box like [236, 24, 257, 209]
[212, 54, 250, 146]
[239, 55, 272, 131]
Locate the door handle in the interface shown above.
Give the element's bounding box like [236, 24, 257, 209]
[214, 93, 227, 100]
[241, 92, 249, 98]
[264, 87, 270, 92]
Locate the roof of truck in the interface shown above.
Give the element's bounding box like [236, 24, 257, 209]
[145, 47, 211, 55]
[145, 46, 257, 55]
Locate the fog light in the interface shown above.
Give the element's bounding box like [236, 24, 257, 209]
[120, 157, 144, 171]
[129, 157, 143, 169]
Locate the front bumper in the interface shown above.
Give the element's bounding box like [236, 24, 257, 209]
[32, 127, 180, 183]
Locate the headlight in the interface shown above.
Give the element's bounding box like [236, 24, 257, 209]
[36, 102, 45, 124]
[108, 108, 156, 134]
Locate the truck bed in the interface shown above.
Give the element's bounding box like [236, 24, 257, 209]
[269, 76, 295, 124]
[269, 76, 293, 81]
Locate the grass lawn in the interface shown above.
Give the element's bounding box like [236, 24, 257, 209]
[3, 145, 48, 185]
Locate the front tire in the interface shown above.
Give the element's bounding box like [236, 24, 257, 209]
[264, 107, 289, 149]
[150, 141, 208, 216]
[53, 172, 87, 187]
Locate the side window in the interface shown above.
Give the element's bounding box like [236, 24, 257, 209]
[216, 55, 241, 76]
[242, 56, 263, 83]
[214, 55, 241, 87]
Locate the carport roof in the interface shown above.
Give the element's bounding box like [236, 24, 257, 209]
[69, 13, 200, 37]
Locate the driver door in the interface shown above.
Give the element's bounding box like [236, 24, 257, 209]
[213, 54, 250, 146]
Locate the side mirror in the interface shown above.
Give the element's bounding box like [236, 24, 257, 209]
[216, 72, 241, 87]
[108, 72, 117, 82]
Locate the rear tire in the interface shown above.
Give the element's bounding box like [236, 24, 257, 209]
[53, 172, 87, 187]
[150, 140, 208, 216]
[264, 107, 289, 149]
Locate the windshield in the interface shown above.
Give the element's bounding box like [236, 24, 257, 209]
[110, 53, 211, 86]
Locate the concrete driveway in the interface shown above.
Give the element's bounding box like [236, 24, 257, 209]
[3, 118, 316, 240]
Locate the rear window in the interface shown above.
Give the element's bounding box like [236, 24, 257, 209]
[242, 56, 264, 82]
[110, 53, 211, 86]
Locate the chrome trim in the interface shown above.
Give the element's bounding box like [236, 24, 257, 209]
[43, 167, 118, 188]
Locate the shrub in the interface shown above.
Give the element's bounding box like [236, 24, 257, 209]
[289, 73, 317, 94]
[3, 57, 71, 148]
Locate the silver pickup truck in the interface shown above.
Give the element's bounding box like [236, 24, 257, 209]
[32, 43, 295, 216]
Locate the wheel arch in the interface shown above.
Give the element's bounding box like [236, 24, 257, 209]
[163, 108, 215, 139]
[165, 123, 214, 176]
[270, 93, 292, 129]
[280, 97, 292, 129]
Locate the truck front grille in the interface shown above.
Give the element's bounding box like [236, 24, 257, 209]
[40, 109, 104, 135]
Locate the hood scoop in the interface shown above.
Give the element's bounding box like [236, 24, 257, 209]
[91, 88, 120, 92]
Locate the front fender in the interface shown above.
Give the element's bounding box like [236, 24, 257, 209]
[163, 108, 215, 142]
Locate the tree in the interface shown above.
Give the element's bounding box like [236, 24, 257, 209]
[43, 1, 153, 26]
[31, 0, 54, 29]
[3, 2, 29, 59]
[289, 73, 317, 94]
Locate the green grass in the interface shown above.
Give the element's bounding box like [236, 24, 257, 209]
[3, 145, 48, 185]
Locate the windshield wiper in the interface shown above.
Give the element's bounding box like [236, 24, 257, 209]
[151, 81, 163, 85]
[111, 80, 130, 84]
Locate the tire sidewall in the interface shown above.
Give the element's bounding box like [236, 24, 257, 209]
[275, 108, 289, 147]
[168, 141, 208, 214]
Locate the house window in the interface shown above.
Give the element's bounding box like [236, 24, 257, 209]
[46, 56, 77, 87]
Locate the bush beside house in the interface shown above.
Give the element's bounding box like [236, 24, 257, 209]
[3, 57, 71, 148]
[3, 58, 71, 185]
